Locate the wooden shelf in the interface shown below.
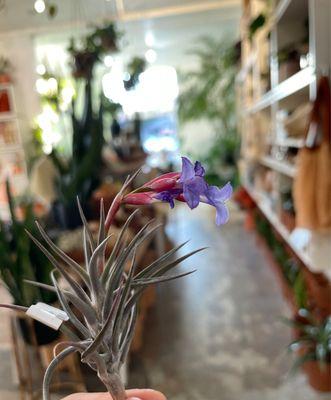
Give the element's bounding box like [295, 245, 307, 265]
[0, 113, 16, 122]
[0, 144, 22, 153]
[259, 155, 297, 178]
[274, 0, 292, 23]
[245, 184, 331, 281]
[238, 0, 331, 283]
[273, 138, 304, 148]
[245, 67, 315, 114]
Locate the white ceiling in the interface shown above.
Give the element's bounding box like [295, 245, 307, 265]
[1, 1, 241, 78]
[0, 0, 240, 34]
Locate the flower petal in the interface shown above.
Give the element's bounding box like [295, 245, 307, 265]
[206, 182, 233, 204]
[217, 182, 233, 202]
[179, 157, 195, 183]
[215, 203, 230, 226]
[183, 185, 200, 209]
[194, 161, 205, 177]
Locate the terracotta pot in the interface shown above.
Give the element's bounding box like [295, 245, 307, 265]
[0, 89, 10, 113]
[280, 210, 296, 232]
[303, 361, 331, 392]
[244, 210, 255, 230]
[0, 73, 11, 84]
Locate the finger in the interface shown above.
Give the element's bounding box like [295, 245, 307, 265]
[126, 389, 166, 400]
[62, 389, 166, 400]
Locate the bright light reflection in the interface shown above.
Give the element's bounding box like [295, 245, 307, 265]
[144, 136, 178, 153]
[103, 64, 178, 114]
[145, 32, 155, 47]
[36, 64, 46, 75]
[34, 0, 46, 13]
[145, 49, 157, 64]
[104, 55, 114, 68]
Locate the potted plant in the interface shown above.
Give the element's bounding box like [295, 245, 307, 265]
[0, 56, 11, 83]
[0, 181, 58, 345]
[178, 36, 240, 187]
[68, 39, 98, 80]
[68, 22, 121, 79]
[285, 311, 331, 392]
[0, 157, 232, 399]
[123, 56, 146, 91]
[50, 80, 104, 229]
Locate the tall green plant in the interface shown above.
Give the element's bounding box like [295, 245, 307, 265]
[0, 181, 55, 306]
[51, 80, 104, 210]
[178, 36, 239, 185]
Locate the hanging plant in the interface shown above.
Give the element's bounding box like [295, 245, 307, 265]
[123, 56, 147, 91]
[68, 23, 122, 79]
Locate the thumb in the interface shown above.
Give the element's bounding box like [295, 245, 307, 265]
[126, 389, 166, 400]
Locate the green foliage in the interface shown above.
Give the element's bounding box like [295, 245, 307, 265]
[0, 181, 55, 306]
[178, 36, 239, 186]
[254, 212, 305, 291]
[68, 22, 122, 79]
[0, 56, 10, 75]
[51, 81, 104, 207]
[293, 273, 308, 310]
[285, 311, 331, 371]
[124, 56, 147, 90]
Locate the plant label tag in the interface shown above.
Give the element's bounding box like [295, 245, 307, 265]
[36, 302, 69, 321]
[26, 304, 63, 331]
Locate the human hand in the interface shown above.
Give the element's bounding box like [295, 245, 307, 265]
[62, 388, 166, 400]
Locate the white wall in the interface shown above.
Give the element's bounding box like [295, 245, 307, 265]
[0, 34, 41, 145]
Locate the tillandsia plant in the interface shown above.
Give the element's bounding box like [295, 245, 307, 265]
[0, 157, 232, 400]
[283, 310, 331, 372]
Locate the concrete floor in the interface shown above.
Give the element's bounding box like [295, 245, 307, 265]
[0, 204, 329, 399]
[130, 204, 329, 400]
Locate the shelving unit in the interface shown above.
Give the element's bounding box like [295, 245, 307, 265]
[237, 0, 331, 280]
[0, 82, 28, 220]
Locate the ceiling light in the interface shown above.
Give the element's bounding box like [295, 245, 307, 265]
[145, 49, 157, 64]
[34, 0, 46, 14]
[145, 32, 155, 47]
[104, 55, 114, 68]
[36, 64, 46, 75]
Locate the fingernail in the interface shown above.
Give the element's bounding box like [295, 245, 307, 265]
[128, 397, 142, 400]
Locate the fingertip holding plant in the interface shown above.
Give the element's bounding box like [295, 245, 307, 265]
[0, 158, 232, 400]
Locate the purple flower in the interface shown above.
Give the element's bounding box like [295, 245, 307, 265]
[154, 188, 183, 209]
[204, 182, 233, 225]
[178, 157, 208, 209]
[125, 156, 232, 226]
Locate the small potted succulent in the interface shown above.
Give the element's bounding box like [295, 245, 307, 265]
[0, 157, 232, 399]
[285, 310, 331, 392]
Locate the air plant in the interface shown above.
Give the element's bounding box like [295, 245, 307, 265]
[0, 157, 232, 400]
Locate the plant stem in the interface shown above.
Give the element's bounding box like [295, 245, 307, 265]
[99, 370, 126, 400]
